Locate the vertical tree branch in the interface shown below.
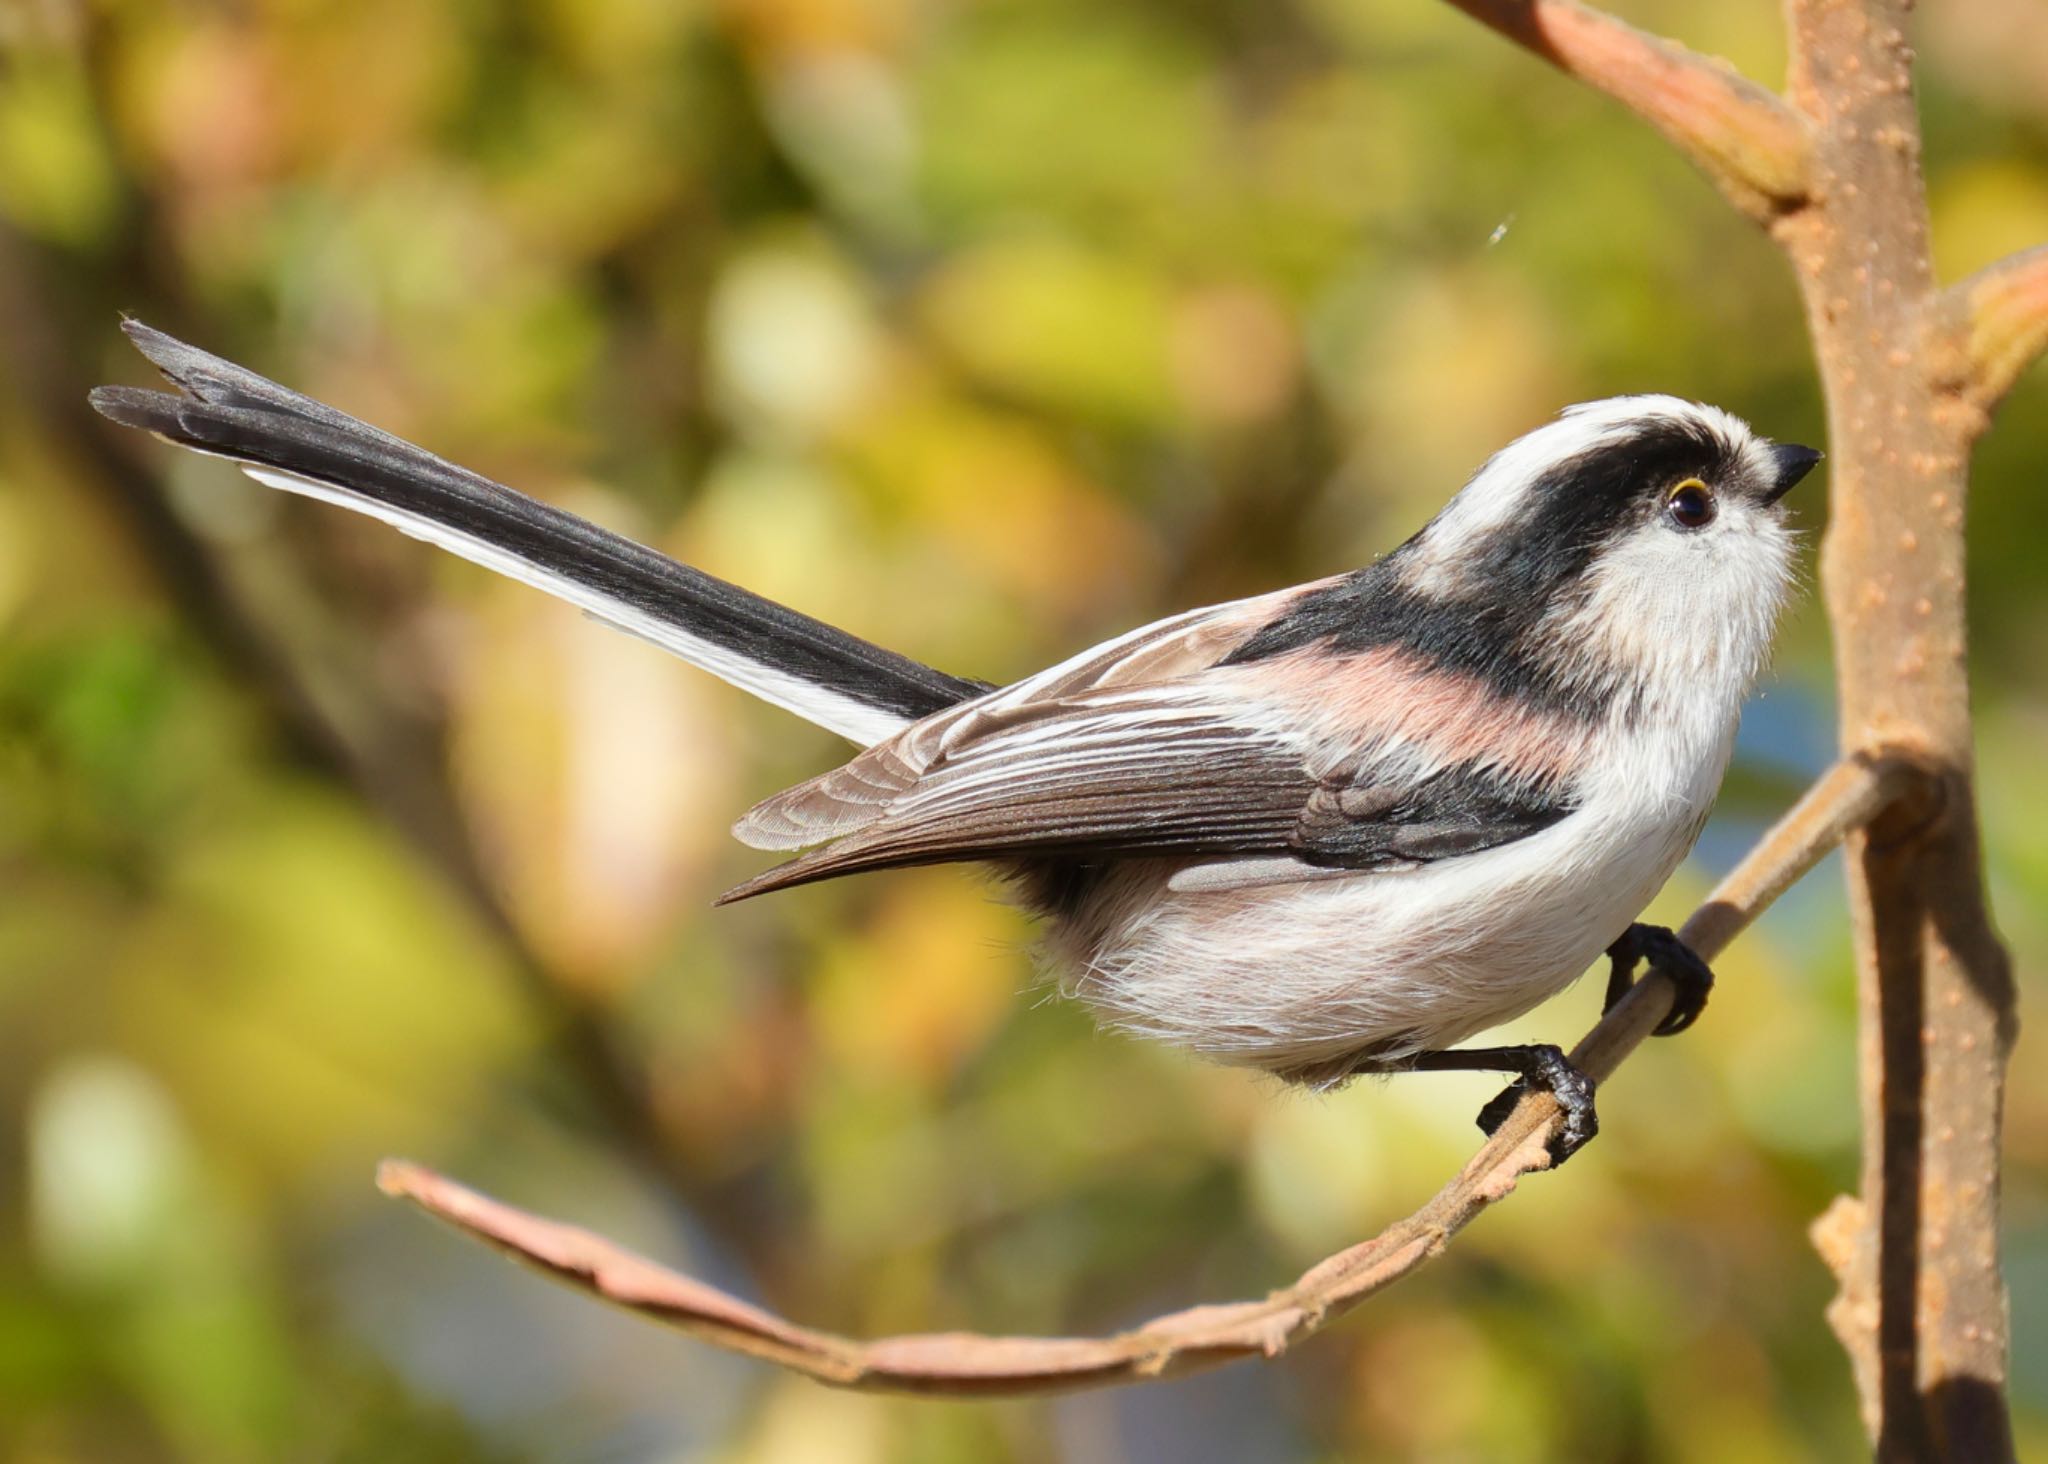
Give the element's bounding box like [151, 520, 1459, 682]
[1776, 3, 2019, 1456]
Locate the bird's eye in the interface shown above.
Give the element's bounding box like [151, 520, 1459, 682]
[1666, 479, 1716, 529]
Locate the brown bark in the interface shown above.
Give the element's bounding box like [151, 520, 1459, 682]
[1778, 4, 2020, 1455]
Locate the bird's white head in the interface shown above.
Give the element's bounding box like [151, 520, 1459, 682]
[1397, 395, 1816, 713]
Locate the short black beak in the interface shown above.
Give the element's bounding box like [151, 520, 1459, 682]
[1765, 442, 1822, 502]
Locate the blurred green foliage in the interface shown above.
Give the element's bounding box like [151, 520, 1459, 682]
[1, 1, 2045, 1459]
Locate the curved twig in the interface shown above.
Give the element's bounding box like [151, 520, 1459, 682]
[379, 752, 1917, 1397]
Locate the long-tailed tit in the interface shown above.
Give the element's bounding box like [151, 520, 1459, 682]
[92, 322, 1818, 1160]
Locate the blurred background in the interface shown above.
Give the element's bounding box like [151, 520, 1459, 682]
[1, 0, 2044, 1459]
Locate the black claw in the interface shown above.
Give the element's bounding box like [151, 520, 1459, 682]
[1602, 941, 1636, 1012]
[1603, 922, 1716, 1037]
[1475, 1044, 1598, 1166]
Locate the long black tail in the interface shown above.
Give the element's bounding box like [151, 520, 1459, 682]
[90, 321, 988, 744]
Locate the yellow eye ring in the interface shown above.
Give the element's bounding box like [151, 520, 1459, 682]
[1666, 478, 1716, 529]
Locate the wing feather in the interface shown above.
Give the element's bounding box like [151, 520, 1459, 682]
[730, 586, 1325, 850]
[717, 690, 1313, 900]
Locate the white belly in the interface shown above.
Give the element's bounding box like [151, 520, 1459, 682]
[1049, 729, 1729, 1084]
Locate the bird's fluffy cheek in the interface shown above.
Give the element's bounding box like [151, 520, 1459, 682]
[1552, 523, 1794, 699]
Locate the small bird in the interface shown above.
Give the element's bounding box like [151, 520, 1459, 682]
[92, 321, 1817, 1160]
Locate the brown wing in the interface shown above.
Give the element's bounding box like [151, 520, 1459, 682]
[729, 581, 1340, 853]
[716, 687, 1320, 901]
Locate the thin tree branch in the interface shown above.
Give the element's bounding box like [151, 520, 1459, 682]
[1441, 0, 1811, 221]
[1930, 244, 2048, 418]
[377, 752, 1917, 1397]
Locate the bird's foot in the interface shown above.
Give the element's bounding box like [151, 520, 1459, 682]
[1473, 1044, 1598, 1166]
[1410, 1043, 1599, 1166]
[1603, 922, 1715, 1036]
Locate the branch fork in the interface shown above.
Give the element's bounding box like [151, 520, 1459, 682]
[1931, 245, 2048, 419]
